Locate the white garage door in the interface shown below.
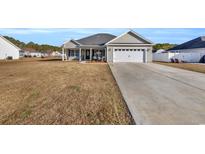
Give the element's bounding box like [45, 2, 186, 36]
[113, 48, 144, 62]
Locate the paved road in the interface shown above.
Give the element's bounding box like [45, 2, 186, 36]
[109, 63, 205, 124]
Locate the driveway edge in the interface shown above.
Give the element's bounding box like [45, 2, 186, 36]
[108, 63, 136, 125]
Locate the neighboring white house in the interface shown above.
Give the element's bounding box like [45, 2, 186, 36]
[153, 36, 205, 63]
[22, 51, 49, 58]
[0, 35, 21, 60]
[62, 30, 154, 63]
[30, 52, 43, 57]
[51, 51, 61, 57]
[155, 49, 165, 54]
[26, 51, 42, 57]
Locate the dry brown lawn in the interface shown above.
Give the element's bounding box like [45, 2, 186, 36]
[0, 58, 133, 124]
[155, 62, 205, 74]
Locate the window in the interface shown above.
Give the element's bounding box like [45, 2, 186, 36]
[138, 49, 141, 51]
[134, 49, 137, 51]
[118, 49, 121, 51]
[70, 50, 74, 56]
[142, 49, 145, 52]
[130, 49, 133, 51]
[76, 51, 79, 57]
[122, 49, 125, 51]
[126, 49, 129, 51]
[115, 49, 118, 51]
[86, 50, 90, 56]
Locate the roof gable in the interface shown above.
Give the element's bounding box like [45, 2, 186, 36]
[63, 40, 79, 48]
[168, 36, 205, 51]
[106, 30, 153, 45]
[0, 35, 21, 50]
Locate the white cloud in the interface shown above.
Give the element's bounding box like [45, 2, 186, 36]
[0, 28, 58, 35]
[0, 28, 128, 35]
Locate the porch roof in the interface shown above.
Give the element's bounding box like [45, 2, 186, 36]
[77, 45, 105, 49]
[65, 45, 105, 50]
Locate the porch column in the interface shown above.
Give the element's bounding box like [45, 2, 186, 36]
[144, 49, 147, 63]
[62, 47, 65, 61]
[90, 48, 92, 61]
[79, 48, 81, 61]
[65, 49, 68, 61]
[105, 47, 107, 62]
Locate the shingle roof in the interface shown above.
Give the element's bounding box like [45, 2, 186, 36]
[76, 33, 116, 45]
[168, 36, 205, 51]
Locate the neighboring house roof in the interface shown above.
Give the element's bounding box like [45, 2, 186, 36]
[0, 35, 21, 51]
[168, 36, 205, 51]
[76, 33, 116, 45]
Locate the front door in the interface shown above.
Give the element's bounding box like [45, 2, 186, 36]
[86, 50, 90, 59]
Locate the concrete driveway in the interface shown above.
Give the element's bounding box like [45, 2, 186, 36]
[109, 63, 205, 124]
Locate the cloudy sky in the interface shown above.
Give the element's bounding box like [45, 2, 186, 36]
[0, 28, 205, 46]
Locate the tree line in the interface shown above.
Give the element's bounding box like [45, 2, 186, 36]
[4, 36, 61, 52]
[4, 35, 177, 53]
[153, 43, 177, 52]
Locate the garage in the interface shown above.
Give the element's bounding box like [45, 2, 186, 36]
[113, 48, 145, 62]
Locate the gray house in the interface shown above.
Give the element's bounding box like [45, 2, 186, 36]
[168, 36, 205, 53]
[62, 30, 154, 63]
[166, 36, 205, 63]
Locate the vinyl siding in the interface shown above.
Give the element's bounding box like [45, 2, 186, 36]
[107, 47, 113, 62]
[0, 37, 20, 59]
[64, 41, 78, 49]
[147, 47, 153, 62]
[109, 33, 147, 44]
[169, 48, 205, 53]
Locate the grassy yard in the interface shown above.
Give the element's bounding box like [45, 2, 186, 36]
[155, 62, 205, 74]
[0, 58, 133, 124]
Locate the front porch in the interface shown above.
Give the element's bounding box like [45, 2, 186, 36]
[62, 48, 106, 62]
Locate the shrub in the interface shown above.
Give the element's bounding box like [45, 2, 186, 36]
[6, 56, 13, 60]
